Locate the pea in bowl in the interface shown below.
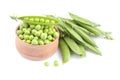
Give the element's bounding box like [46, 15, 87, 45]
[16, 23, 59, 60]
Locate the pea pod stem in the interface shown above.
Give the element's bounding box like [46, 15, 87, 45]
[59, 38, 70, 63]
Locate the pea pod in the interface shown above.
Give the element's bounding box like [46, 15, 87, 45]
[64, 20, 98, 47]
[75, 21, 113, 39]
[69, 13, 100, 27]
[79, 45, 86, 57]
[10, 15, 58, 25]
[64, 36, 82, 55]
[58, 19, 84, 44]
[59, 38, 70, 63]
[77, 22, 103, 36]
[83, 42, 102, 55]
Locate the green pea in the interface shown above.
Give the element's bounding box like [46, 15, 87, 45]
[38, 39, 44, 45]
[40, 18, 44, 22]
[54, 60, 59, 67]
[34, 31, 41, 37]
[44, 62, 49, 66]
[48, 31, 53, 35]
[30, 25, 35, 29]
[29, 35, 34, 40]
[53, 32, 58, 38]
[24, 30, 30, 35]
[44, 40, 50, 44]
[35, 25, 41, 30]
[17, 30, 23, 35]
[18, 34, 24, 40]
[24, 17, 29, 20]
[51, 20, 55, 24]
[32, 29, 37, 35]
[31, 39, 38, 45]
[26, 40, 31, 44]
[23, 34, 29, 40]
[35, 18, 39, 22]
[29, 18, 34, 21]
[22, 28, 27, 32]
[47, 35, 53, 41]
[44, 29, 49, 33]
[40, 33, 47, 40]
[38, 30, 43, 34]
[45, 19, 50, 23]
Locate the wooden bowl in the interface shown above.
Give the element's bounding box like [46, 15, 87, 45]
[15, 26, 59, 60]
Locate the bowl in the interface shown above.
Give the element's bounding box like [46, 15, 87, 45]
[15, 26, 59, 60]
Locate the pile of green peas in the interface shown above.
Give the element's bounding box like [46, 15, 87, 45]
[17, 23, 58, 45]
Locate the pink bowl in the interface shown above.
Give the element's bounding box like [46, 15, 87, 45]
[16, 26, 59, 60]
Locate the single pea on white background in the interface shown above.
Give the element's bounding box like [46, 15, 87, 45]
[0, 0, 120, 80]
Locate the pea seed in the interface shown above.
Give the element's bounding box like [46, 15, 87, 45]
[26, 40, 31, 44]
[45, 20, 50, 23]
[35, 25, 41, 30]
[30, 25, 35, 29]
[18, 34, 24, 40]
[38, 39, 44, 45]
[23, 34, 29, 40]
[24, 17, 29, 20]
[24, 30, 30, 35]
[47, 35, 53, 41]
[35, 18, 39, 22]
[22, 28, 27, 32]
[34, 31, 41, 37]
[54, 60, 59, 67]
[51, 20, 55, 24]
[31, 39, 38, 45]
[29, 18, 34, 21]
[53, 32, 58, 38]
[44, 40, 50, 44]
[29, 35, 34, 40]
[40, 18, 44, 22]
[44, 62, 49, 66]
[48, 31, 53, 35]
[40, 33, 47, 40]
[32, 29, 37, 35]
[17, 30, 23, 35]
[38, 30, 43, 34]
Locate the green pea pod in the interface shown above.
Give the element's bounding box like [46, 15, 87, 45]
[79, 45, 86, 57]
[58, 19, 84, 44]
[69, 13, 100, 27]
[70, 20, 95, 36]
[77, 22, 102, 36]
[83, 42, 102, 56]
[59, 38, 70, 63]
[10, 15, 58, 26]
[64, 36, 83, 55]
[65, 20, 98, 47]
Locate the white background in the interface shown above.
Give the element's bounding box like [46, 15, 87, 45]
[0, 0, 120, 80]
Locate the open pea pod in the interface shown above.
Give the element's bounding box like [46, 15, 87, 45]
[10, 15, 58, 26]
